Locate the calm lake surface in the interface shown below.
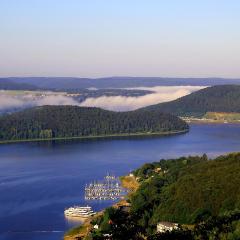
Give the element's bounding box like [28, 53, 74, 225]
[1, 123, 240, 240]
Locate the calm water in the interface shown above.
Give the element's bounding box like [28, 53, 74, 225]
[1, 123, 240, 240]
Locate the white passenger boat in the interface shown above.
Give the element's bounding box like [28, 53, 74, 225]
[64, 205, 95, 218]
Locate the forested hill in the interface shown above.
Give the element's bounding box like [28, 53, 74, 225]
[143, 85, 240, 117]
[0, 106, 188, 142]
[3, 77, 240, 89]
[0, 79, 38, 90]
[132, 153, 240, 226]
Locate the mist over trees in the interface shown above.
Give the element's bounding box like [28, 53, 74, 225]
[144, 85, 240, 117]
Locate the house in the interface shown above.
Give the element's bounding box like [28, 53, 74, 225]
[157, 222, 178, 233]
[93, 224, 99, 229]
[154, 167, 162, 173]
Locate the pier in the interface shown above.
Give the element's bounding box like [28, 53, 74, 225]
[85, 174, 124, 200]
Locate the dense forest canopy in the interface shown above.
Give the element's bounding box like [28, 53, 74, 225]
[131, 153, 240, 227]
[0, 105, 188, 142]
[143, 85, 240, 117]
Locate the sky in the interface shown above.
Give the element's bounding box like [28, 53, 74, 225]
[0, 0, 240, 78]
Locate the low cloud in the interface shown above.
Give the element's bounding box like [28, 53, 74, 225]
[80, 86, 206, 111]
[36, 95, 79, 106]
[0, 95, 25, 110]
[0, 86, 206, 112]
[0, 93, 79, 111]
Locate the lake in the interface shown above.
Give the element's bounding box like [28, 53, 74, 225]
[0, 123, 240, 240]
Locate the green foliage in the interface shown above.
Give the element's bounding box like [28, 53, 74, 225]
[144, 85, 240, 117]
[131, 153, 240, 231]
[0, 105, 188, 142]
[91, 207, 144, 240]
[148, 229, 193, 240]
[39, 129, 52, 138]
[149, 211, 240, 239]
[91, 210, 240, 240]
[193, 211, 240, 240]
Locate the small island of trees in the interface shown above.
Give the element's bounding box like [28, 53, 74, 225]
[0, 105, 188, 143]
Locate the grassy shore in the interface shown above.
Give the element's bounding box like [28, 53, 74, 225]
[0, 129, 188, 145]
[64, 175, 139, 240]
[182, 112, 240, 124]
[186, 119, 240, 124]
[119, 175, 139, 194]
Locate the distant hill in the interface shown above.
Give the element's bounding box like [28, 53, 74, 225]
[2, 77, 240, 90]
[0, 106, 188, 142]
[143, 85, 240, 117]
[0, 78, 38, 90]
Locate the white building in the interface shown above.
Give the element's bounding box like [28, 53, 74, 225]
[157, 222, 178, 233]
[93, 224, 99, 229]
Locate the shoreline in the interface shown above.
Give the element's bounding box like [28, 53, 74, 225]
[181, 117, 240, 124]
[187, 120, 240, 124]
[64, 175, 139, 240]
[0, 129, 189, 145]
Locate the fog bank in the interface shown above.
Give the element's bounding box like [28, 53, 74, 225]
[80, 86, 205, 111]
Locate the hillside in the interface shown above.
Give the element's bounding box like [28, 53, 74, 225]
[0, 78, 38, 90]
[67, 153, 240, 239]
[132, 153, 240, 226]
[0, 106, 188, 142]
[3, 77, 240, 89]
[144, 85, 240, 117]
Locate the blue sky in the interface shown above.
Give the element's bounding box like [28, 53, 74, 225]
[0, 0, 240, 78]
